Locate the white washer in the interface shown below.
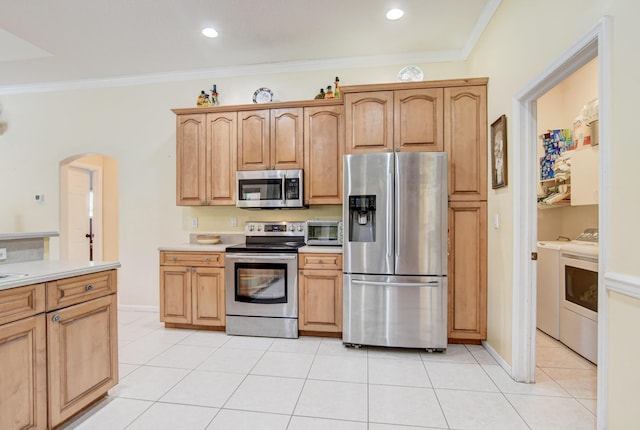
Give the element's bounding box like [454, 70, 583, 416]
[536, 240, 569, 339]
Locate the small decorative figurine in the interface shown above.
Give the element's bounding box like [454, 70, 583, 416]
[325, 85, 334, 99]
[211, 84, 219, 106]
[197, 90, 206, 107]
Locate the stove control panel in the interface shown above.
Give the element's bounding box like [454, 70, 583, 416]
[245, 221, 305, 237]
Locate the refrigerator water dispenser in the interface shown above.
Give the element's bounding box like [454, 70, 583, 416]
[348, 195, 376, 242]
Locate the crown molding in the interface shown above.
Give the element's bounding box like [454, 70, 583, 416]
[0, 49, 466, 96]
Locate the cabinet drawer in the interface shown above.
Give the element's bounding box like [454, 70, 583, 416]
[160, 251, 225, 267]
[0, 283, 46, 325]
[299, 253, 342, 270]
[47, 270, 117, 311]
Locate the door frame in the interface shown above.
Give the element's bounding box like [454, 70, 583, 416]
[60, 161, 103, 261]
[511, 16, 610, 428]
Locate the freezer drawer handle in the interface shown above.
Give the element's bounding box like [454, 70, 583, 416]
[351, 280, 440, 287]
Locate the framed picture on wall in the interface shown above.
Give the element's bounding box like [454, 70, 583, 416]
[491, 114, 508, 189]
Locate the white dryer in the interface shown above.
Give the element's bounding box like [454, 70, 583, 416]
[536, 240, 569, 339]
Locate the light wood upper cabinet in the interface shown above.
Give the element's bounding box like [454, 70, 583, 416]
[271, 108, 304, 169]
[304, 105, 344, 205]
[298, 253, 343, 334]
[207, 112, 237, 205]
[238, 110, 270, 170]
[395, 88, 444, 152]
[345, 91, 393, 153]
[445, 85, 487, 201]
[345, 88, 444, 153]
[159, 251, 226, 327]
[176, 112, 237, 206]
[448, 201, 487, 341]
[47, 294, 118, 427]
[176, 114, 207, 205]
[237, 108, 303, 171]
[0, 315, 47, 430]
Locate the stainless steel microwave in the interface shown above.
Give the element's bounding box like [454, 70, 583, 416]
[236, 169, 304, 209]
[305, 220, 343, 246]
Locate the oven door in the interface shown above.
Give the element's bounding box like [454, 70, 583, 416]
[225, 253, 298, 318]
[560, 252, 598, 321]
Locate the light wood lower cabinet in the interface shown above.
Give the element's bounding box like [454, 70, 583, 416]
[448, 201, 487, 341]
[298, 253, 343, 334]
[47, 294, 118, 427]
[0, 269, 118, 430]
[0, 314, 47, 430]
[160, 251, 225, 327]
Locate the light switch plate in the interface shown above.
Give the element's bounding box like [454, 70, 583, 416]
[191, 217, 198, 228]
[0, 248, 6, 260]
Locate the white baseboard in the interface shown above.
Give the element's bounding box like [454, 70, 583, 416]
[482, 340, 513, 375]
[118, 304, 159, 313]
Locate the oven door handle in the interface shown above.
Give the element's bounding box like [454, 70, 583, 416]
[227, 254, 297, 260]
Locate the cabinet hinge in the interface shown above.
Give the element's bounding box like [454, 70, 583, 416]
[531, 252, 538, 261]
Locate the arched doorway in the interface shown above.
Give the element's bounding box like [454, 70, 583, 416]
[60, 154, 119, 261]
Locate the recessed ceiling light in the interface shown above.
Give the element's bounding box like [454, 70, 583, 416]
[386, 8, 404, 20]
[202, 27, 219, 38]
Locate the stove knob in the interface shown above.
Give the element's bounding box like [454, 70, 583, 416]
[297, 225, 304, 232]
[257, 225, 262, 231]
[248, 224, 255, 232]
[288, 225, 295, 231]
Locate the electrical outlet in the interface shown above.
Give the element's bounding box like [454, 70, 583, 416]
[191, 217, 198, 228]
[231, 217, 238, 227]
[0, 248, 6, 261]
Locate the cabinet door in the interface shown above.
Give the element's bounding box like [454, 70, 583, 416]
[192, 267, 225, 327]
[444, 86, 487, 201]
[345, 91, 393, 153]
[448, 201, 487, 341]
[0, 315, 47, 430]
[160, 266, 192, 324]
[238, 110, 270, 170]
[395, 88, 444, 152]
[206, 112, 237, 205]
[47, 294, 118, 427]
[176, 114, 207, 205]
[298, 269, 342, 333]
[271, 108, 303, 169]
[304, 105, 344, 204]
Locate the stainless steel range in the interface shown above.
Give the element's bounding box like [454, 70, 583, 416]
[225, 221, 305, 338]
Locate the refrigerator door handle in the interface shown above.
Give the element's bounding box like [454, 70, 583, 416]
[351, 279, 440, 287]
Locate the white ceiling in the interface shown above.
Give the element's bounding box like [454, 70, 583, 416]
[0, 0, 499, 92]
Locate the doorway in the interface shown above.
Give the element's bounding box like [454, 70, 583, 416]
[60, 154, 119, 262]
[511, 17, 610, 428]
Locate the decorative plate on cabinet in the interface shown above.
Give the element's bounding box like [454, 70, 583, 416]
[252, 87, 273, 103]
[397, 66, 424, 82]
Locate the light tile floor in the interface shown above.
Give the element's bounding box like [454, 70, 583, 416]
[59, 311, 597, 429]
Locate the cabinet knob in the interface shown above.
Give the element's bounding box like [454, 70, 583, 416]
[192, 268, 196, 273]
[318, 259, 324, 264]
[271, 165, 275, 170]
[86, 284, 93, 291]
[395, 148, 400, 152]
[52, 315, 61, 323]
[205, 257, 211, 262]
[172, 257, 177, 261]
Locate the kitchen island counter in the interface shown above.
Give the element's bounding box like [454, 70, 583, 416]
[0, 259, 121, 291]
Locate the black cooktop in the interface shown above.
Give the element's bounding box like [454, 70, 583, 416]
[225, 240, 305, 254]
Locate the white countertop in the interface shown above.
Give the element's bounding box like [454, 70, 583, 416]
[0, 231, 59, 240]
[0, 260, 121, 291]
[158, 243, 240, 252]
[299, 245, 343, 254]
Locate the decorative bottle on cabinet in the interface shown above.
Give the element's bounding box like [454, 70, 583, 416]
[334, 77, 341, 99]
[211, 84, 219, 106]
[325, 85, 334, 99]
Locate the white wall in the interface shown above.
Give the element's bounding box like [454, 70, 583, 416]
[0, 61, 466, 307]
[467, 0, 640, 426]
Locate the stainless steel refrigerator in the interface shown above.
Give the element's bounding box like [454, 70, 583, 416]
[343, 152, 448, 350]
